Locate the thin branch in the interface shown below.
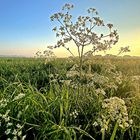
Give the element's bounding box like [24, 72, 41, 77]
[62, 46, 75, 57]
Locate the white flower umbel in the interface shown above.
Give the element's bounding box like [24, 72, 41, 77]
[94, 97, 132, 131]
[102, 97, 131, 129]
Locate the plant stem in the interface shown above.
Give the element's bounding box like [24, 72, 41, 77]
[110, 121, 118, 140]
[79, 45, 84, 79]
[102, 129, 105, 140]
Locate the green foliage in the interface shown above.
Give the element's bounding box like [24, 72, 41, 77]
[0, 57, 140, 139]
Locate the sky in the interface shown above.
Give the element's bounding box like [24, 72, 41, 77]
[0, 0, 140, 57]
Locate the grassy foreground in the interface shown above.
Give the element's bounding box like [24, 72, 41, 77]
[0, 57, 140, 140]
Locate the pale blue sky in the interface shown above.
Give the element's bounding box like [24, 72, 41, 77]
[0, 0, 140, 56]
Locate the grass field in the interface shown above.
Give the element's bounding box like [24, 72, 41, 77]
[0, 56, 140, 140]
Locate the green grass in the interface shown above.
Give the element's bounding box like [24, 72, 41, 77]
[0, 57, 140, 140]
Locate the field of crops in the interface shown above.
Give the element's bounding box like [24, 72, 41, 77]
[0, 57, 140, 140]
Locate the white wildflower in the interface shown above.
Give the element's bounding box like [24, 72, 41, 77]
[93, 121, 98, 127]
[17, 131, 22, 136]
[131, 75, 140, 81]
[5, 128, 11, 135]
[7, 122, 13, 127]
[66, 70, 79, 77]
[0, 98, 8, 107]
[13, 93, 25, 101]
[101, 97, 132, 129]
[12, 129, 17, 135]
[5, 116, 10, 122]
[129, 119, 133, 125]
[16, 124, 22, 128]
[95, 88, 106, 96]
[2, 110, 10, 119]
[12, 136, 18, 140]
[70, 109, 78, 118]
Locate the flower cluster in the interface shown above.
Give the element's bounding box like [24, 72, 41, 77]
[50, 3, 119, 59]
[0, 110, 26, 140]
[92, 73, 109, 85]
[95, 88, 106, 96]
[70, 109, 78, 119]
[94, 97, 133, 131]
[0, 98, 9, 108]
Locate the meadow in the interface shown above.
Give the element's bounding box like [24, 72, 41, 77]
[0, 56, 140, 140]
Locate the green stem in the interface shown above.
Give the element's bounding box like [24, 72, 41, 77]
[79, 45, 84, 79]
[102, 129, 105, 140]
[110, 121, 118, 140]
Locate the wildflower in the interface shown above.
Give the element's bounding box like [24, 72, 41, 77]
[95, 88, 106, 96]
[66, 70, 79, 77]
[60, 80, 72, 86]
[16, 124, 22, 128]
[93, 121, 98, 127]
[70, 109, 78, 118]
[13, 93, 25, 101]
[100, 97, 132, 129]
[92, 73, 109, 85]
[131, 75, 140, 81]
[129, 119, 133, 125]
[12, 129, 17, 135]
[5, 116, 10, 122]
[17, 131, 22, 136]
[12, 136, 18, 140]
[5, 129, 11, 135]
[2, 110, 10, 119]
[7, 122, 13, 127]
[0, 98, 8, 107]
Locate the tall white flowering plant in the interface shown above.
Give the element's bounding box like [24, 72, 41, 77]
[50, 3, 119, 77]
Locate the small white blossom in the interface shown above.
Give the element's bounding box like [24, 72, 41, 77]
[93, 121, 98, 127]
[12, 129, 17, 135]
[5, 128, 11, 135]
[70, 109, 78, 118]
[16, 124, 22, 128]
[129, 119, 133, 125]
[66, 70, 79, 77]
[5, 116, 10, 122]
[17, 131, 22, 136]
[95, 88, 106, 96]
[13, 93, 25, 101]
[7, 122, 13, 127]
